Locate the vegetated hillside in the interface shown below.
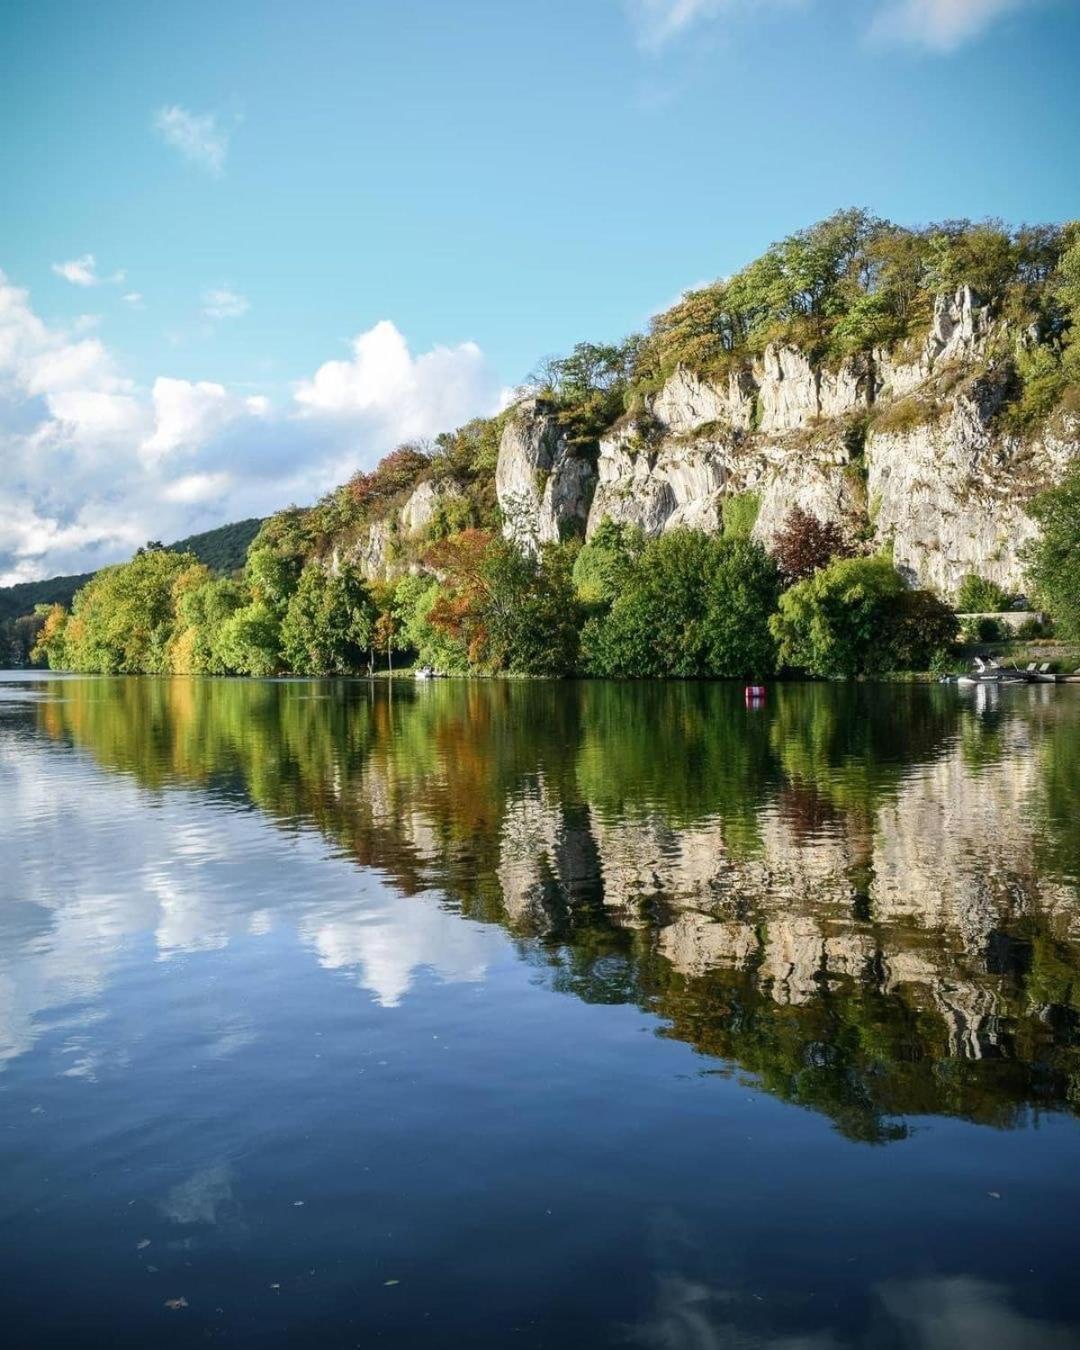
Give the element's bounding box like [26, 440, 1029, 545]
[0, 518, 263, 623]
[27, 211, 1080, 680]
[252, 208, 1079, 601]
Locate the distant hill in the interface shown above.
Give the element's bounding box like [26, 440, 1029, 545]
[0, 518, 263, 623]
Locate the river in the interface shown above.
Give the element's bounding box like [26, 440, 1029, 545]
[1, 673, 1078, 1347]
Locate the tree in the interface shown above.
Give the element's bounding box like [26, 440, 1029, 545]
[771, 507, 852, 584]
[769, 555, 907, 678]
[216, 602, 283, 677]
[394, 573, 469, 673]
[346, 444, 430, 512]
[884, 589, 959, 669]
[426, 531, 581, 675]
[703, 539, 781, 678]
[169, 573, 246, 674]
[581, 530, 779, 679]
[31, 603, 69, 668]
[1024, 458, 1080, 638]
[281, 562, 376, 675]
[955, 573, 1011, 613]
[38, 550, 198, 673]
[572, 519, 644, 607]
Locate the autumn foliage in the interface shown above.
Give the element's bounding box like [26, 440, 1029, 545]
[771, 507, 852, 584]
[347, 445, 430, 511]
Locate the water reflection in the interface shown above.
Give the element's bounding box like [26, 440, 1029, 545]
[2, 675, 1077, 1143]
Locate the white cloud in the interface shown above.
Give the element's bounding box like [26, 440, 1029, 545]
[142, 376, 266, 461]
[51, 254, 99, 287]
[160, 471, 234, 504]
[627, 0, 1043, 50]
[868, 0, 1040, 50]
[0, 270, 502, 584]
[122, 292, 144, 308]
[153, 105, 229, 175]
[201, 286, 249, 320]
[51, 254, 126, 287]
[296, 318, 500, 442]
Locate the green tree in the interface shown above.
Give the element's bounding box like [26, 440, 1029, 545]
[42, 550, 197, 673]
[482, 542, 582, 676]
[703, 538, 781, 678]
[216, 601, 284, 676]
[572, 519, 644, 607]
[581, 530, 778, 679]
[1024, 458, 1080, 638]
[281, 562, 377, 675]
[769, 555, 907, 678]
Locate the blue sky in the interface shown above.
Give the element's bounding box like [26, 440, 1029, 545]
[1, 0, 1078, 582]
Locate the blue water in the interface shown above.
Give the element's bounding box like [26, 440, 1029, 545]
[2, 673, 1079, 1347]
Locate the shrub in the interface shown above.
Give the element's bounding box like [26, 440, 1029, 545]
[721, 492, 760, 540]
[955, 572, 1011, 612]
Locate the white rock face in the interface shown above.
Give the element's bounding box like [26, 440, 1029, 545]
[876, 286, 992, 399]
[495, 398, 596, 552]
[866, 390, 1075, 596]
[350, 518, 393, 580]
[399, 479, 462, 536]
[649, 366, 755, 433]
[575, 289, 1076, 592]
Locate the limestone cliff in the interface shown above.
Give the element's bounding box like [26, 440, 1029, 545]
[494, 287, 1076, 596]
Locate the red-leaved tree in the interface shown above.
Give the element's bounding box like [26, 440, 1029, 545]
[771, 507, 852, 584]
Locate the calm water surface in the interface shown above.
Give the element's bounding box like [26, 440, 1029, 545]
[1, 673, 1079, 1348]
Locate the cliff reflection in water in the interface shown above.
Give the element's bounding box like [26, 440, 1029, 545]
[31, 675, 1080, 1142]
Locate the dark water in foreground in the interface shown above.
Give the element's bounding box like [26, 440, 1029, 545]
[1, 674, 1079, 1349]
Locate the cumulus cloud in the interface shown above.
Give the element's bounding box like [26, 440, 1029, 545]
[153, 105, 229, 175]
[51, 254, 126, 288]
[628, 0, 1043, 50]
[296, 318, 500, 441]
[201, 286, 249, 320]
[0, 270, 502, 585]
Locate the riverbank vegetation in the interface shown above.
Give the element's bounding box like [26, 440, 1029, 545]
[27, 475, 1072, 680]
[26, 434, 1080, 683]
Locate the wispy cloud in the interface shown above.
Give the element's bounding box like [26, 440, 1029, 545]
[627, 0, 801, 50]
[122, 292, 144, 308]
[627, 0, 1045, 51]
[868, 0, 1042, 51]
[51, 254, 125, 288]
[153, 105, 229, 175]
[201, 286, 249, 320]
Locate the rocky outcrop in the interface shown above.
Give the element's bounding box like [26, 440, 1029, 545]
[866, 386, 1075, 596]
[399, 478, 462, 536]
[576, 288, 1075, 594]
[495, 398, 596, 553]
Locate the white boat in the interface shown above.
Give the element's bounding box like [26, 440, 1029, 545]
[414, 666, 435, 681]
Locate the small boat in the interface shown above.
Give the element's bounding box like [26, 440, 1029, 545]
[414, 666, 435, 681]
